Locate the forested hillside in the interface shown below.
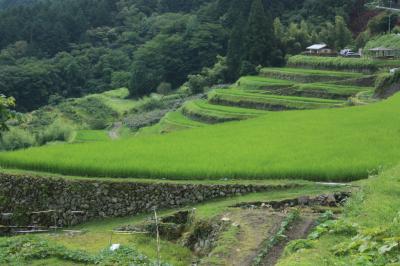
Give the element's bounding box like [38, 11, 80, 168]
[0, 0, 379, 111]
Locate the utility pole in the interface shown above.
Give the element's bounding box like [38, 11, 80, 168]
[389, 0, 393, 33]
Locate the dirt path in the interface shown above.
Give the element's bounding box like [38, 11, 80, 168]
[222, 209, 284, 266]
[261, 214, 316, 266]
[108, 122, 122, 140]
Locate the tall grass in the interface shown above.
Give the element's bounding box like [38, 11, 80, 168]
[1, 94, 400, 181]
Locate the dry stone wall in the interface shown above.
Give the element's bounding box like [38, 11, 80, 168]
[0, 173, 299, 227]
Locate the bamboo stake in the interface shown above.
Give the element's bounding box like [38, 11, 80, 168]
[153, 207, 161, 266]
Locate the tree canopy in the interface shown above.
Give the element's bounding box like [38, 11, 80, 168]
[0, 0, 361, 111]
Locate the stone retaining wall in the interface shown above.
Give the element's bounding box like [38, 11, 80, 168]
[0, 173, 299, 227]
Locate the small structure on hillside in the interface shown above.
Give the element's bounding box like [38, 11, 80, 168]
[368, 47, 400, 59]
[306, 44, 334, 55]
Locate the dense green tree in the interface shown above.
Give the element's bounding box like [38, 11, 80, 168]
[334, 16, 353, 49]
[0, 0, 362, 110]
[226, 15, 246, 82]
[244, 0, 276, 66]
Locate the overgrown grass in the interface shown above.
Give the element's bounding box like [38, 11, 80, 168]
[278, 164, 400, 265]
[1, 93, 400, 181]
[209, 88, 346, 110]
[287, 55, 400, 72]
[364, 34, 400, 58]
[182, 100, 267, 123]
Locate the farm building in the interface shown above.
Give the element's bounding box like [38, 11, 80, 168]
[306, 44, 334, 55]
[368, 47, 400, 59]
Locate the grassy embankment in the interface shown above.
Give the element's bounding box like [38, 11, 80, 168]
[278, 164, 400, 266]
[0, 93, 400, 181]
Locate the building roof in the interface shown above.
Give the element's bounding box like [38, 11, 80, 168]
[306, 44, 328, 50]
[368, 47, 396, 51]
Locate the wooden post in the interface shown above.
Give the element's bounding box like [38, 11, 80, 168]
[153, 207, 161, 266]
[109, 231, 113, 247]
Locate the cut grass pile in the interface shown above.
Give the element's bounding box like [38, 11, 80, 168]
[182, 99, 267, 123]
[278, 164, 400, 266]
[209, 88, 346, 110]
[288, 55, 400, 72]
[260, 67, 365, 82]
[1, 93, 400, 181]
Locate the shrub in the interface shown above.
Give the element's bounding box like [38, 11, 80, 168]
[375, 71, 400, 98]
[37, 119, 75, 145]
[157, 82, 172, 95]
[187, 74, 208, 94]
[135, 95, 167, 112]
[0, 127, 36, 150]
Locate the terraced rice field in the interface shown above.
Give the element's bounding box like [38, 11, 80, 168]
[289, 83, 373, 100]
[236, 76, 372, 100]
[208, 88, 347, 110]
[260, 67, 365, 82]
[161, 110, 206, 130]
[237, 76, 295, 90]
[144, 67, 373, 134]
[182, 99, 267, 123]
[1, 94, 400, 181]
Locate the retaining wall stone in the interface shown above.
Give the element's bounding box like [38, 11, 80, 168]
[0, 173, 299, 227]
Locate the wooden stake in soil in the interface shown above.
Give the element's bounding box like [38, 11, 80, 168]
[153, 207, 161, 266]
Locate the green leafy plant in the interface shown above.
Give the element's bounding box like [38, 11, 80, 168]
[252, 209, 300, 266]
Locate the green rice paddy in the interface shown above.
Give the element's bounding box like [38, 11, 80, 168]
[237, 76, 295, 89]
[261, 67, 364, 79]
[74, 130, 110, 142]
[209, 88, 346, 110]
[290, 83, 373, 99]
[1, 93, 400, 181]
[182, 99, 267, 123]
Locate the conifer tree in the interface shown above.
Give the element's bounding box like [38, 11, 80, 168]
[226, 14, 246, 82]
[244, 0, 275, 66]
